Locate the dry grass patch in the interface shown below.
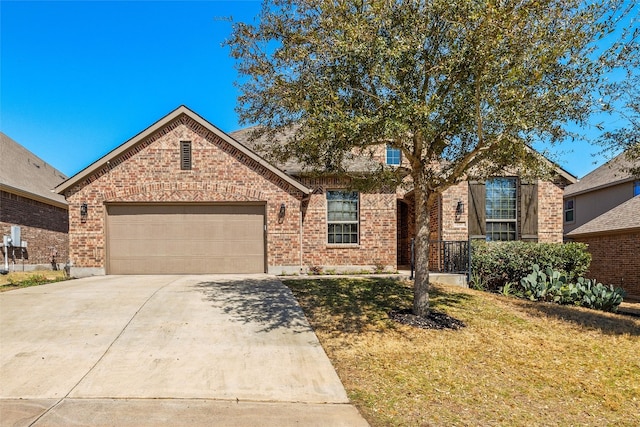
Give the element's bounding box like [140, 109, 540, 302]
[284, 278, 640, 427]
[0, 270, 67, 291]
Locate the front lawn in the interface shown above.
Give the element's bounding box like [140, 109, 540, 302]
[284, 277, 640, 427]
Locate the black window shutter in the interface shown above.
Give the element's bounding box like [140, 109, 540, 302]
[468, 181, 486, 238]
[520, 181, 538, 241]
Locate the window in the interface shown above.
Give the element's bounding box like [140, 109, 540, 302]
[564, 198, 575, 223]
[386, 144, 401, 165]
[485, 177, 517, 241]
[634, 181, 640, 197]
[181, 141, 192, 170]
[327, 190, 359, 244]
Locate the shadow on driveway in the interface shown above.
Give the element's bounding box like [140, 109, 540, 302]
[193, 277, 312, 334]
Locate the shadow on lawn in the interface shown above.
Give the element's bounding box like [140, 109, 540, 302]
[284, 277, 473, 334]
[193, 277, 312, 334]
[514, 299, 640, 336]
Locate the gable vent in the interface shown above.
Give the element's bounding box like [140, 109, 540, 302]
[181, 141, 192, 170]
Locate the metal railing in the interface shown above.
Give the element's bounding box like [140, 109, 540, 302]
[429, 240, 470, 274]
[410, 239, 472, 279]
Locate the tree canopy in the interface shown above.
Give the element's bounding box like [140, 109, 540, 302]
[227, 0, 638, 316]
[598, 72, 640, 176]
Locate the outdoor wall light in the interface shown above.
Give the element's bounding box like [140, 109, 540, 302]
[80, 203, 88, 223]
[455, 200, 465, 221]
[278, 203, 286, 219]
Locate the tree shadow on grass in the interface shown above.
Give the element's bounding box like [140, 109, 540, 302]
[283, 277, 473, 334]
[511, 299, 640, 336]
[193, 277, 312, 334]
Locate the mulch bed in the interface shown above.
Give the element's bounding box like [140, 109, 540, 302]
[389, 309, 466, 330]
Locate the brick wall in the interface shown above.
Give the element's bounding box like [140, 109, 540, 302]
[426, 179, 564, 244]
[1, 191, 68, 266]
[63, 115, 304, 272]
[440, 182, 469, 241]
[572, 232, 640, 300]
[537, 180, 564, 243]
[300, 177, 397, 270]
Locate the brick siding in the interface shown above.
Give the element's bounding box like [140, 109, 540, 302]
[572, 232, 640, 300]
[61, 111, 567, 273]
[300, 177, 397, 270]
[537, 180, 564, 243]
[63, 115, 305, 272]
[0, 191, 69, 266]
[440, 182, 469, 241]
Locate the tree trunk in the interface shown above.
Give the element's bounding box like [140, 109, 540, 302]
[413, 180, 437, 317]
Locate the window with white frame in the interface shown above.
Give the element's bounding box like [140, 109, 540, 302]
[386, 144, 401, 165]
[327, 190, 359, 244]
[485, 177, 517, 241]
[564, 198, 575, 223]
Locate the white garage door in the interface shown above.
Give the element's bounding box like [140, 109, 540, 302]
[106, 204, 265, 274]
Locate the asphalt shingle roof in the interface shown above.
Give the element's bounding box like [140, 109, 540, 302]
[564, 152, 638, 197]
[566, 195, 640, 236]
[229, 126, 382, 175]
[0, 132, 67, 206]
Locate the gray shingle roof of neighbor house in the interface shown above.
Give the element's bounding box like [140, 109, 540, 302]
[566, 195, 640, 236]
[54, 106, 311, 195]
[0, 132, 68, 208]
[564, 151, 638, 197]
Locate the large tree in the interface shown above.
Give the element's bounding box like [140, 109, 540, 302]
[598, 71, 640, 176]
[227, 0, 638, 316]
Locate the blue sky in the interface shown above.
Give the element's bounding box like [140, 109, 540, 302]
[0, 0, 634, 178]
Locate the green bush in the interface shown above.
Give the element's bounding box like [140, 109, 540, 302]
[573, 277, 626, 312]
[518, 265, 625, 312]
[520, 264, 568, 301]
[471, 241, 591, 291]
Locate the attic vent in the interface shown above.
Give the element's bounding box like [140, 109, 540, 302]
[181, 141, 192, 170]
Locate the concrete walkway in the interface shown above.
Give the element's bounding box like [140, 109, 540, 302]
[0, 275, 368, 426]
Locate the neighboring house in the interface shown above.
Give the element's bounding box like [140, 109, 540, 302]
[1, 132, 69, 269]
[54, 106, 575, 277]
[563, 152, 639, 234]
[564, 152, 640, 300]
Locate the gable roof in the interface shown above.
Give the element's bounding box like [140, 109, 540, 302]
[0, 132, 68, 208]
[564, 152, 638, 197]
[566, 195, 640, 237]
[231, 127, 578, 183]
[230, 126, 382, 175]
[55, 106, 311, 195]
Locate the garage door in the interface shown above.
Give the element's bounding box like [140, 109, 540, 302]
[106, 204, 265, 274]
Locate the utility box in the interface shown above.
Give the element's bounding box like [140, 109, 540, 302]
[10, 226, 21, 247]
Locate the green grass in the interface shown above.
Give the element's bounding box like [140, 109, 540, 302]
[0, 270, 67, 291]
[284, 277, 640, 427]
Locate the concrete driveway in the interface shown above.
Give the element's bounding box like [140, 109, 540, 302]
[0, 275, 368, 426]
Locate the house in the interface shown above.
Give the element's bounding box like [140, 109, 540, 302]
[563, 152, 639, 233]
[1, 132, 69, 270]
[55, 105, 575, 277]
[564, 152, 640, 300]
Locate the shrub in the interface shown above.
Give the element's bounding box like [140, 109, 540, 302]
[471, 241, 591, 291]
[520, 264, 568, 301]
[573, 277, 626, 312]
[308, 265, 323, 275]
[518, 265, 625, 312]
